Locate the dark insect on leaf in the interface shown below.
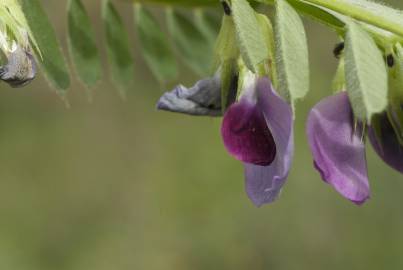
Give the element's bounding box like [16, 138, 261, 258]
[221, 1, 231, 16]
[0, 47, 36, 88]
[386, 54, 395, 67]
[333, 42, 344, 59]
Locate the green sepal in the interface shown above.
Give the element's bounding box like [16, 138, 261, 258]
[370, 113, 385, 150]
[213, 13, 241, 113]
[220, 59, 238, 112]
[213, 15, 239, 70]
[256, 13, 277, 88]
[387, 44, 403, 145]
[332, 57, 345, 92]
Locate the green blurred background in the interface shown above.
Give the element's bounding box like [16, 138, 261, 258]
[0, 1, 402, 269]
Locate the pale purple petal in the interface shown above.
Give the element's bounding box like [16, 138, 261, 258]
[221, 97, 276, 166]
[368, 113, 403, 173]
[244, 77, 294, 206]
[306, 92, 370, 205]
[156, 76, 222, 116]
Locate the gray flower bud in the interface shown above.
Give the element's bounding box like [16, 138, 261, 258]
[157, 75, 222, 116]
[0, 46, 36, 88]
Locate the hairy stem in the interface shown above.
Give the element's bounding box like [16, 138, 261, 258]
[130, 0, 403, 41]
[303, 0, 403, 37]
[127, 0, 217, 7]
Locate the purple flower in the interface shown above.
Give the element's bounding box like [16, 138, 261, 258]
[221, 77, 294, 206]
[306, 92, 370, 205]
[368, 112, 403, 173]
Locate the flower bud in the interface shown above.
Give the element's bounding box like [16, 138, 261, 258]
[0, 45, 36, 88]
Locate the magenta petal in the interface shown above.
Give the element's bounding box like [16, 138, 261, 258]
[244, 78, 294, 206]
[221, 93, 276, 166]
[368, 114, 403, 173]
[306, 92, 370, 205]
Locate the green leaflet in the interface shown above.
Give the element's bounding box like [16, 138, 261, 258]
[231, 0, 267, 73]
[18, 0, 70, 92]
[134, 5, 177, 83]
[102, 0, 134, 98]
[344, 21, 388, 121]
[275, 0, 309, 102]
[166, 9, 212, 76]
[67, 0, 101, 88]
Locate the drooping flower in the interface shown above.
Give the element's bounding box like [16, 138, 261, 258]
[157, 75, 222, 116]
[221, 76, 293, 206]
[306, 92, 370, 205]
[368, 112, 403, 173]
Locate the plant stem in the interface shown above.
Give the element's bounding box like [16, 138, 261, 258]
[129, 0, 403, 40]
[259, 0, 402, 45]
[127, 0, 217, 7]
[302, 0, 403, 37]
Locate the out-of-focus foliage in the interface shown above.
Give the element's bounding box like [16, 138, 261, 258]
[166, 9, 213, 76]
[67, 0, 102, 88]
[134, 5, 177, 83]
[102, 0, 134, 98]
[19, 0, 71, 92]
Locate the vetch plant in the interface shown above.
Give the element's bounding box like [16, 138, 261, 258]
[1, 0, 403, 205]
[221, 75, 293, 206]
